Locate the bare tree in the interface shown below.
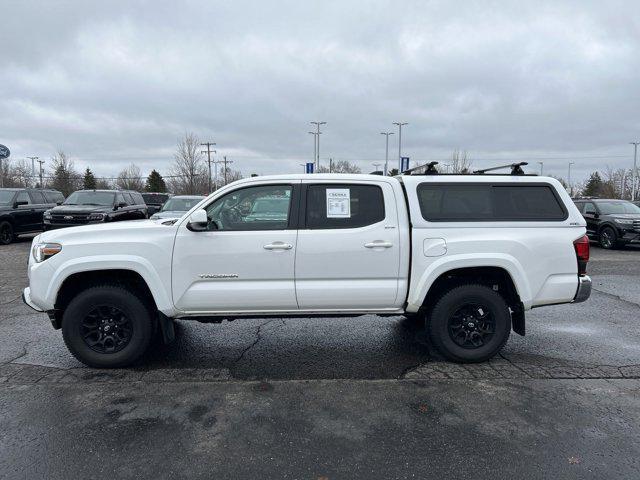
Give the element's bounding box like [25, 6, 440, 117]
[168, 133, 208, 194]
[217, 166, 243, 187]
[12, 159, 33, 187]
[116, 163, 144, 191]
[317, 160, 361, 173]
[450, 149, 472, 173]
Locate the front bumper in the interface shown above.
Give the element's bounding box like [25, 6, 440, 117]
[573, 275, 592, 303]
[22, 287, 44, 312]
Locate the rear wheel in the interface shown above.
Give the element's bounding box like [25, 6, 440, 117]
[0, 221, 13, 245]
[62, 285, 154, 368]
[426, 284, 511, 363]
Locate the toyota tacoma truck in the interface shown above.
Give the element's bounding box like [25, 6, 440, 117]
[23, 169, 591, 368]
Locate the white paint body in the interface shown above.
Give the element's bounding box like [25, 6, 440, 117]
[25, 174, 586, 318]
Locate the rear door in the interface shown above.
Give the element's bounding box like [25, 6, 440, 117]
[582, 201, 598, 238]
[294, 181, 402, 310]
[27, 190, 48, 230]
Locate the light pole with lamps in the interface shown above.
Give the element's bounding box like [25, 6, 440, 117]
[568, 162, 575, 197]
[380, 131, 394, 175]
[310, 121, 326, 170]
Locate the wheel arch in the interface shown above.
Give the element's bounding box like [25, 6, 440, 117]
[417, 266, 526, 336]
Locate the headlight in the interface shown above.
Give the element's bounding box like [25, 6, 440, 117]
[150, 214, 159, 219]
[88, 213, 105, 221]
[32, 243, 62, 263]
[614, 219, 634, 225]
[43, 211, 52, 219]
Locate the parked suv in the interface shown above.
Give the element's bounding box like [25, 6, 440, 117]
[44, 189, 147, 230]
[24, 172, 591, 368]
[0, 188, 64, 244]
[573, 198, 640, 249]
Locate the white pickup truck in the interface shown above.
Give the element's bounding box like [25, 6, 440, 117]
[23, 171, 591, 368]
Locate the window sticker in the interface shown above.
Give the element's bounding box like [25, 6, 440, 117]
[326, 188, 351, 218]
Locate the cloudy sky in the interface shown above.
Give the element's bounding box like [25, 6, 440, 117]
[2, 0, 639, 183]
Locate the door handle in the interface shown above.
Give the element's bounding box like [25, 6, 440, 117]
[364, 241, 393, 249]
[263, 242, 293, 250]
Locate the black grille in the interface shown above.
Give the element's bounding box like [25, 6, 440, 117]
[51, 214, 90, 224]
[633, 220, 640, 231]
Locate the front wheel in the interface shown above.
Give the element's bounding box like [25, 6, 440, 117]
[0, 221, 14, 245]
[426, 284, 511, 363]
[598, 226, 618, 249]
[62, 285, 154, 368]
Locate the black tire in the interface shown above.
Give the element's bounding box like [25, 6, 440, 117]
[62, 285, 154, 368]
[598, 226, 618, 249]
[0, 221, 13, 245]
[426, 284, 510, 363]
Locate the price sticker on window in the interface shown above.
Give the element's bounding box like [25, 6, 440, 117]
[326, 188, 351, 218]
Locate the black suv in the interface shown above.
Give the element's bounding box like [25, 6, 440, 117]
[141, 192, 171, 216]
[44, 190, 148, 230]
[573, 198, 640, 249]
[0, 188, 65, 244]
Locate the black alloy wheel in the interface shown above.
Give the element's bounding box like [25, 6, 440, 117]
[80, 305, 133, 354]
[447, 303, 495, 349]
[599, 226, 617, 249]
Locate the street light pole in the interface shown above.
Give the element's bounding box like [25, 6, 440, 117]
[538, 161, 544, 175]
[27, 156, 39, 187]
[568, 162, 575, 197]
[380, 132, 394, 175]
[37, 159, 45, 187]
[310, 121, 326, 170]
[631, 142, 639, 201]
[372, 162, 382, 173]
[393, 122, 408, 172]
[308, 131, 317, 169]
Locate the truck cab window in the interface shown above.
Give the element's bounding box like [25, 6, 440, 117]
[205, 185, 292, 231]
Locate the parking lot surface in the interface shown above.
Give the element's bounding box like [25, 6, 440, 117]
[1, 236, 640, 479]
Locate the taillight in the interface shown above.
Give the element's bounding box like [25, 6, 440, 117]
[573, 235, 589, 276]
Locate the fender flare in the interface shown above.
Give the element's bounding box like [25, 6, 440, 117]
[46, 255, 175, 314]
[408, 254, 532, 310]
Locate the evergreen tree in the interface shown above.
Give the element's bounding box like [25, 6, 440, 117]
[582, 171, 603, 197]
[83, 168, 97, 190]
[145, 169, 167, 192]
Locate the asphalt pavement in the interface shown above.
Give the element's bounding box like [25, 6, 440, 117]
[1, 235, 639, 479]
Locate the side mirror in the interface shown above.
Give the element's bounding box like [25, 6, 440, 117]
[187, 209, 209, 232]
[114, 202, 127, 210]
[14, 201, 28, 208]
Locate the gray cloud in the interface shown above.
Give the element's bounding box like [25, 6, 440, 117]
[1, 0, 639, 182]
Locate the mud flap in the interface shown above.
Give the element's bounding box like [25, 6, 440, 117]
[158, 312, 176, 344]
[511, 303, 525, 336]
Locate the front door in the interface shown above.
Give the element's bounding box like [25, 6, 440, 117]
[172, 182, 299, 313]
[294, 181, 401, 310]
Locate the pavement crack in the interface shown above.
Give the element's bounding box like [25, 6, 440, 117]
[233, 319, 277, 365]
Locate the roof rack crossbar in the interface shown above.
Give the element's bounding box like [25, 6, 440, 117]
[403, 161, 439, 175]
[473, 162, 528, 175]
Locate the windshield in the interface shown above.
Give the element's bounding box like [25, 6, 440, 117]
[0, 190, 15, 204]
[161, 197, 203, 212]
[597, 201, 640, 215]
[64, 191, 116, 206]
